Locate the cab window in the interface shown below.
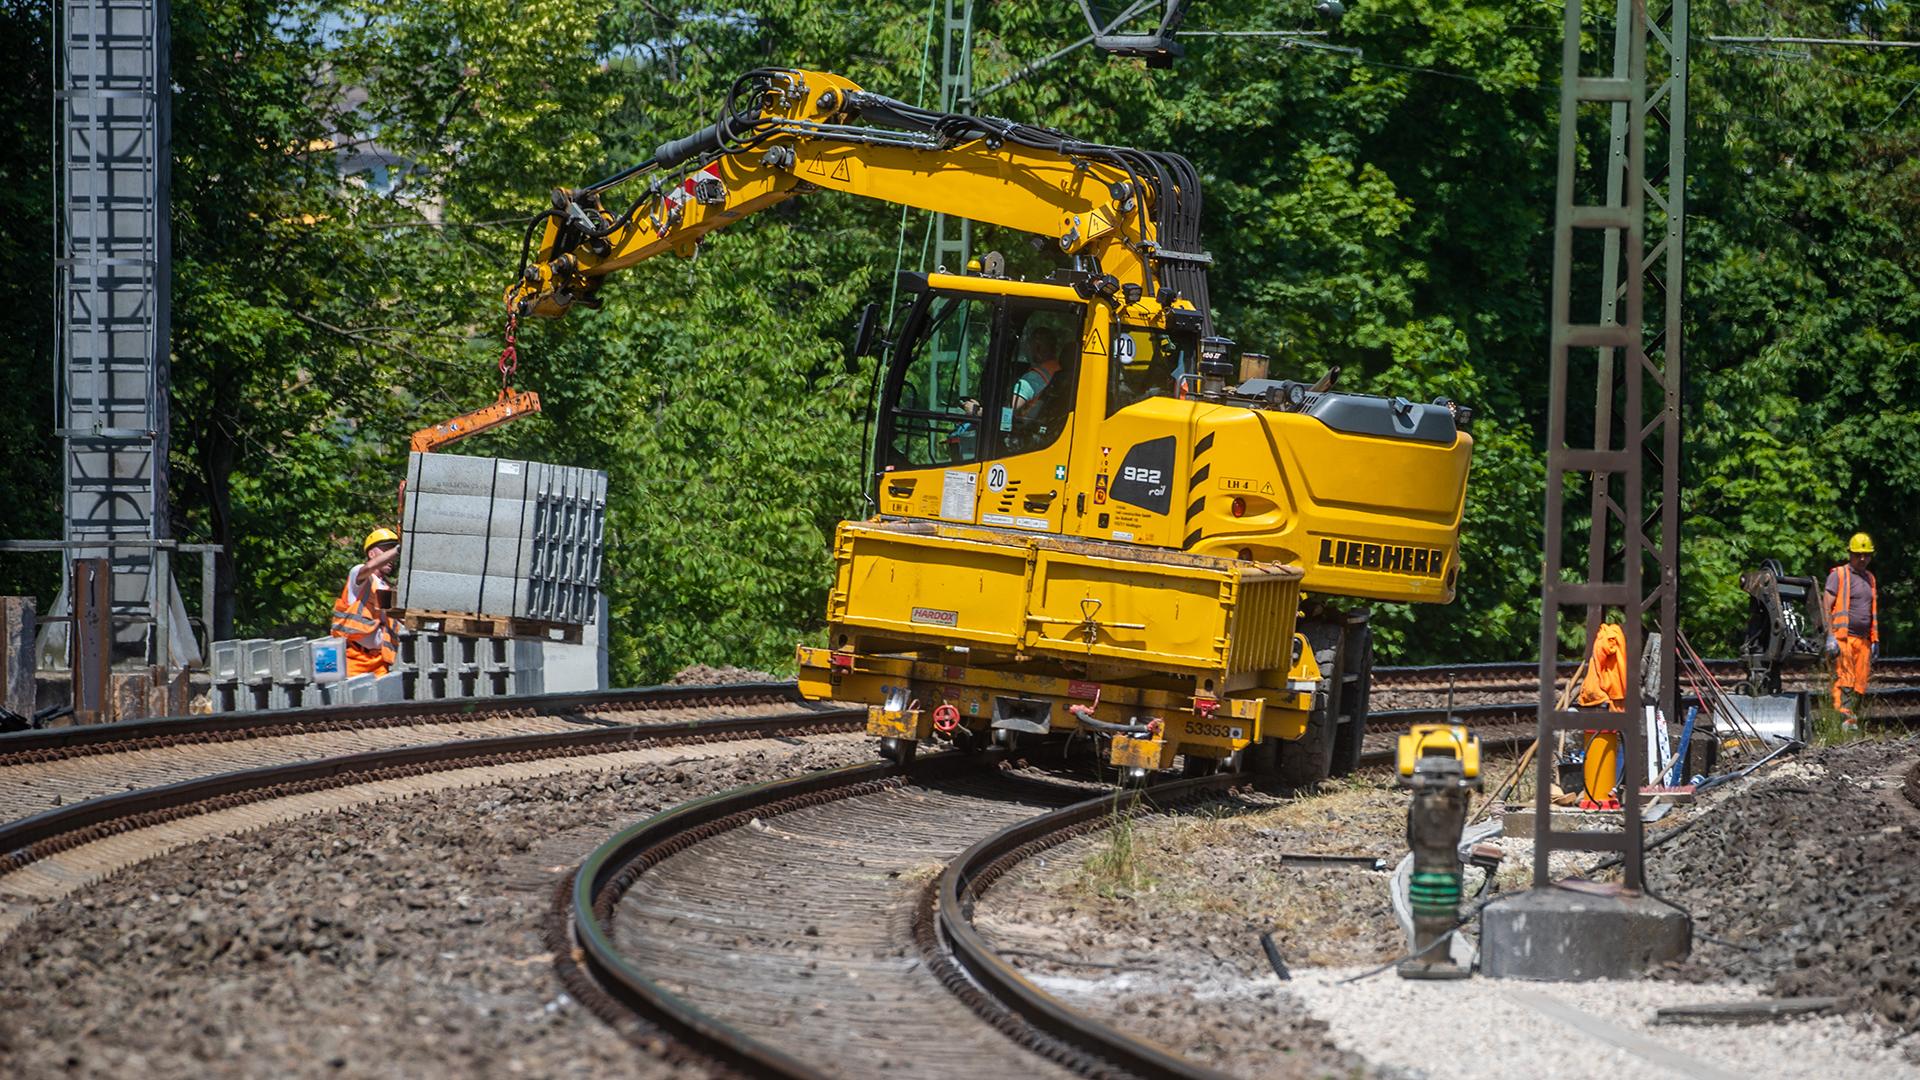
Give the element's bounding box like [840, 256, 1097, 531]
[1108, 325, 1196, 414]
[885, 294, 994, 467]
[997, 305, 1080, 455]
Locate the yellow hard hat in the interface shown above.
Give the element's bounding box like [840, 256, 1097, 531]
[363, 527, 401, 553]
[1849, 532, 1874, 555]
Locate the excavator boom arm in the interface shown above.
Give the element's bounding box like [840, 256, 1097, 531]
[508, 69, 1210, 322]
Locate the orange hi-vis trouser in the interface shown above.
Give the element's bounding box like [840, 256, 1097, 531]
[1829, 563, 1877, 717]
[1833, 637, 1871, 716]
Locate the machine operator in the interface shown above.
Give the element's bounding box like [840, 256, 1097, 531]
[332, 527, 401, 677]
[1825, 531, 1879, 728]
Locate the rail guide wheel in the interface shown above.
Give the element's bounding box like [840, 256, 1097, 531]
[879, 737, 917, 766]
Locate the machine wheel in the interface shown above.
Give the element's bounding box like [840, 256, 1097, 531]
[1329, 612, 1373, 777]
[879, 737, 917, 767]
[1276, 618, 1346, 789]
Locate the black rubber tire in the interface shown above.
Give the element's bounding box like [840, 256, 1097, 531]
[1277, 619, 1345, 788]
[1330, 614, 1373, 776]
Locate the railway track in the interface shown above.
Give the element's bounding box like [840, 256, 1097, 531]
[1371, 656, 1920, 695]
[0, 682, 839, 826]
[563, 752, 1239, 1079]
[0, 695, 864, 941]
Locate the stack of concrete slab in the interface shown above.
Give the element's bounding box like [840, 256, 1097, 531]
[397, 452, 607, 625]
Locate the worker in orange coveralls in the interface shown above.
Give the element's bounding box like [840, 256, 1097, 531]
[331, 527, 401, 676]
[1825, 532, 1879, 728]
[1576, 622, 1628, 712]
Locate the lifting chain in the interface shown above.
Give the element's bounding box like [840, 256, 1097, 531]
[497, 309, 520, 394]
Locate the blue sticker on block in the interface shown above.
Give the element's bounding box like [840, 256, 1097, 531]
[313, 647, 341, 675]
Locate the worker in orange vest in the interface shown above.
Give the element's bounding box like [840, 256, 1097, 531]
[1824, 532, 1879, 728]
[331, 527, 401, 676]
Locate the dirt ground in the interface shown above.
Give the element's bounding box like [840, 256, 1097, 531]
[0, 738, 872, 1079]
[976, 736, 1920, 1076]
[972, 776, 1414, 1078]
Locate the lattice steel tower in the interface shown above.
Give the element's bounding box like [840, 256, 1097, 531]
[50, 0, 194, 667]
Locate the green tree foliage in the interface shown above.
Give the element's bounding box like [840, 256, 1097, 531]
[2, 0, 1915, 681]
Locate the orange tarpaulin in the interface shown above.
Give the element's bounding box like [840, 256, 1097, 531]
[1575, 623, 1628, 712]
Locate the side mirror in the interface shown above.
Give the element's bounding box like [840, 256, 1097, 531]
[846, 302, 882, 372]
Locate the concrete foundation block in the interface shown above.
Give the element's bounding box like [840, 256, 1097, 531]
[1480, 886, 1691, 981]
[213, 683, 240, 713]
[370, 673, 406, 703]
[338, 674, 377, 704]
[242, 639, 275, 683]
[212, 639, 244, 683]
[272, 638, 312, 682]
[271, 682, 310, 710]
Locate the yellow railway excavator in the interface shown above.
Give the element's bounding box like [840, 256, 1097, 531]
[509, 68, 1474, 784]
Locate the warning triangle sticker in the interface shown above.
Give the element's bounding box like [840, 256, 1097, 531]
[1087, 326, 1106, 355]
[803, 156, 828, 175]
[831, 159, 852, 181]
[1262, 482, 1275, 495]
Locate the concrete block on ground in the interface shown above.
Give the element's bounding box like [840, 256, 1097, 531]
[339, 674, 377, 704]
[370, 672, 406, 703]
[508, 667, 543, 696]
[3, 597, 36, 718]
[542, 591, 608, 693]
[213, 684, 241, 713]
[242, 639, 274, 683]
[271, 683, 311, 710]
[482, 636, 510, 671]
[1480, 886, 1690, 980]
[272, 638, 312, 681]
[1499, 809, 1622, 839]
[212, 639, 244, 683]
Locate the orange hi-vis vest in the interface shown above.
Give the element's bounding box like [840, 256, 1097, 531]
[331, 568, 396, 675]
[1829, 563, 1879, 643]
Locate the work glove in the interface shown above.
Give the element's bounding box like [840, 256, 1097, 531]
[1872, 642, 1880, 661]
[1825, 636, 1839, 658]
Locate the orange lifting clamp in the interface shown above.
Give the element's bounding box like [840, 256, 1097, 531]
[408, 388, 543, 454]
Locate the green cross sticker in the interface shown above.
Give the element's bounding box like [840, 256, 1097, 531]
[1055, 465, 1067, 480]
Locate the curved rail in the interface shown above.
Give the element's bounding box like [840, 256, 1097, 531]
[936, 774, 1240, 1080]
[0, 705, 862, 872]
[564, 756, 1242, 1079]
[0, 680, 809, 763]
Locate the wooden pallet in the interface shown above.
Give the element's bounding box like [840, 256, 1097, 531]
[390, 608, 584, 644]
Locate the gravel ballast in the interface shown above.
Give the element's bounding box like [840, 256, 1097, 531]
[0, 738, 872, 1078]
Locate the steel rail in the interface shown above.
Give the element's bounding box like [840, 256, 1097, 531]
[935, 773, 1241, 1080]
[1372, 657, 1920, 692]
[0, 680, 811, 760]
[567, 757, 1243, 1079]
[568, 756, 966, 1079]
[0, 705, 862, 871]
